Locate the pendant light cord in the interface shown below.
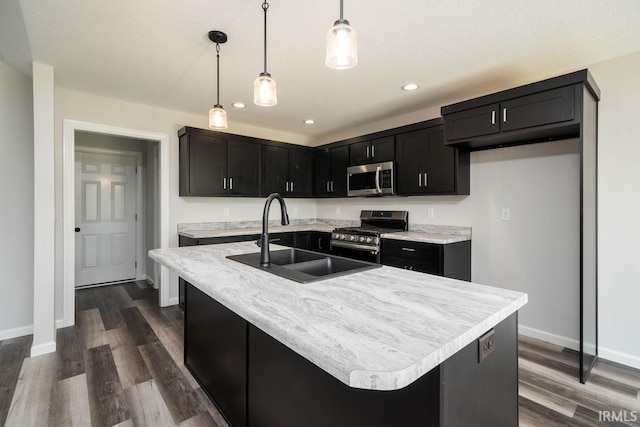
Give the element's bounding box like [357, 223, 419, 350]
[340, 0, 344, 20]
[262, 0, 269, 74]
[216, 43, 221, 105]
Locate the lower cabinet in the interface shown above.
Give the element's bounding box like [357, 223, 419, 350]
[185, 284, 247, 427]
[381, 239, 471, 281]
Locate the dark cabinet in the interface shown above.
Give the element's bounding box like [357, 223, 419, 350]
[263, 146, 313, 197]
[185, 283, 247, 427]
[443, 85, 577, 147]
[381, 239, 471, 281]
[349, 136, 395, 166]
[179, 130, 261, 197]
[396, 126, 469, 195]
[315, 145, 349, 197]
[294, 231, 332, 253]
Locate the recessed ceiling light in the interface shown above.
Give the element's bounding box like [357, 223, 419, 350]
[232, 102, 246, 108]
[304, 119, 316, 124]
[401, 83, 419, 91]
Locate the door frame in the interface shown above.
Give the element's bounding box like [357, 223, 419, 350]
[74, 146, 144, 285]
[63, 120, 170, 327]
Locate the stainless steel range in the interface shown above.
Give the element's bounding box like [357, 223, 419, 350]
[331, 210, 408, 262]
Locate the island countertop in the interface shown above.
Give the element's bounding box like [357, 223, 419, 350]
[150, 242, 526, 391]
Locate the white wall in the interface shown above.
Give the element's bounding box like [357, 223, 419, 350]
[317, 139, 581, 347]
[54, 88, 318, 312]
[0, 60, 34, 339]
[589, 52, 640, 368]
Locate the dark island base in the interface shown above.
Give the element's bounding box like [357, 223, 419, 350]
[184, 283, 518, 427]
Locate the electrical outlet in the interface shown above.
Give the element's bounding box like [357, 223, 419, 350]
[336, 206, 341, 215]
[223, 207, 230, 217]
[427, 207, 435, 218]
[293, 206, 299, 215]
[501, 208, 511, 221]
[478, 329, 495, 363]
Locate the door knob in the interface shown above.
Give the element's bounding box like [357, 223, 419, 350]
[75, 227, 81, 232]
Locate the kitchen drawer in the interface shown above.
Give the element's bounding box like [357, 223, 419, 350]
[382, 255, 440, 275]
[381, 239, 441, 262]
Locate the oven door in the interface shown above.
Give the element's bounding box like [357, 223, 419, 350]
[347, 162, 394, 197]
[330, 241, 380, 263]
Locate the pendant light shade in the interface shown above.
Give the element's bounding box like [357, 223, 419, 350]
[255, 0, 277, 107]
[326, 0, 357, 70]
[208, 31, 228, 129]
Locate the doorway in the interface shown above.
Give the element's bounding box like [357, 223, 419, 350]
[62, 120, 170, 328]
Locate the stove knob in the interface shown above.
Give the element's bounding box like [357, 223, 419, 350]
[359, 236, 365, 242]
[333, 233, 339, 239]
[350, 235, 356, 241]
[341, 234, 346, 240]
[366, 237, 372, 243]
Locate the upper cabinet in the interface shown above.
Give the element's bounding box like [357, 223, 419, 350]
[315, 145, 349, 197]
[396, 123, 469, 195]
[179, 128, 261, 197]
[442, 70, 600, 150]
[263, 146, 313, 197]
[349, 136, 395, 166]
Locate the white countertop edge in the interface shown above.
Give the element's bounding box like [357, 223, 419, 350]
[348, 295, 527, 390]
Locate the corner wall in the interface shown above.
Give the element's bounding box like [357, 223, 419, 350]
[0, 60, 34, 339]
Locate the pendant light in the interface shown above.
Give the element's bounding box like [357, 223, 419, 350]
[208, 30, 228, 129]
[326, 0, 358, 70]
[254, 0, 277, 107]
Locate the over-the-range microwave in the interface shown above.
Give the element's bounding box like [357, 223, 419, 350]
[347, 161, 395, 197]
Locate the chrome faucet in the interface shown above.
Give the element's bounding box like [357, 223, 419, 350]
[260, 193, 290, 266]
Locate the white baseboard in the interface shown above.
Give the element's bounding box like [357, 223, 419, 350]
[599, 346, 640, 370]
[30, 341, 56, 357]
[0, 324, 34, 341]
[144, 275, 158, 289]
[168, 296, 179, 306]
[519, 325, 580, 351]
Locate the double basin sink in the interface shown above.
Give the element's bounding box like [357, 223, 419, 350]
[227, 248, 381, 283]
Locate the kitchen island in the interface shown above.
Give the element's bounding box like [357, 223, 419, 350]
[150, 242, 527, 427]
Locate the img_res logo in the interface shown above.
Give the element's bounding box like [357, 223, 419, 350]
[599, 410, 638, 423]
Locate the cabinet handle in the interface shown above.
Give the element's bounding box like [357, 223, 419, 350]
[491, 110, 496, 125]
[326, 181, 330, 192]
[269, 238, 281, 242]
[229, 177, 233, 190]
[318, 238, 323, 250]
[223, 177, 226, 190]
[286, 181, 289, 192]
[401, 247, 416, 252]
[366, 146, 370, 158]
[418, 173, 422, 187]
[371, 145, 375, 158]
[503, 107, 507, 123]
[424, 173, 428, 187]
[291, 181, 294, 192]
[409, 266, 414, 271]
[331, 181, 334, 192]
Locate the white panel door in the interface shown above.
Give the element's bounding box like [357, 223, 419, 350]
[75, 151, 137, 286]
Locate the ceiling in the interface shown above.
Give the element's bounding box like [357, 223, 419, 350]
[2, 0, 640, 141]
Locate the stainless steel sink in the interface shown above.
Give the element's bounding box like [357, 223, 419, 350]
[227, 248, 381, 283]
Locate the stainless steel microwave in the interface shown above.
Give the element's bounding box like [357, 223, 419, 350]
[347, 161, 395, 197]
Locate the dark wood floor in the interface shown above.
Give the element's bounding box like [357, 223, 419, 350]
[1, 282, 639, 426]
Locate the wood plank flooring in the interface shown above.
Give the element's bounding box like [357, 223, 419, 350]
[0, 281, 638, 426]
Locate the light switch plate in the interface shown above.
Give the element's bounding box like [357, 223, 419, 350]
[501, 208, 511, 221]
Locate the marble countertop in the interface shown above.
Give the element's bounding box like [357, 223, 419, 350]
[179, 224, 471, 244]
[150, 242, 526, 391]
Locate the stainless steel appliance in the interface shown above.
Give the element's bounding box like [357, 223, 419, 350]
[347, 161, 395, 197]
[331, 210, 408, 262]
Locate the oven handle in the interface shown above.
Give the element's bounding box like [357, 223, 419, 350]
[375, 165, 382, 194]
[331, 240, 379, 254]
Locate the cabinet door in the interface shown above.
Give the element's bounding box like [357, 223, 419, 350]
[228, 139, 261, 197]
[314, 149, 332, 197]
[184, 134, 227, 196]
[185, 284, 247, 427]
[262, 145, 288, 195]
[500, 86, 575, 132]
[424, 130, 456, 194]
[444, 103, 500, 142]
[349, 141, 372, 166]
[371, 136, 395, 163]
[330, 145, 349, 197]
[310, 232, 332, 253]
[395, 129, 426, 195]
[288, 149, 313, 197]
